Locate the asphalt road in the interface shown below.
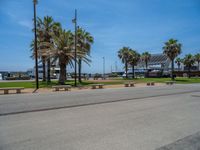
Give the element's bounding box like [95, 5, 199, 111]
[0, 84, 200, 150]
[0, 84, 200, 116]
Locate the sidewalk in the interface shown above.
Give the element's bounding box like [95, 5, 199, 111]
[0, 83, 165, 95]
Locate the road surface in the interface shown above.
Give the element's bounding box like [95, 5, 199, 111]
[0, 84, 200, 150]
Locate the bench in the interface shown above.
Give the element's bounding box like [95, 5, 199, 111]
[91, 84, 104, 89]
[124, 82, 136, 87]
[165, 81, 176, 85]
[0, 87, 24, 94]
[52, 85, 71, 91]
[77, 85, 84, 90]
[147, 82, 155, 86]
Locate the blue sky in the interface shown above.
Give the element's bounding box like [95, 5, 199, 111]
[0, 0, 200, 73]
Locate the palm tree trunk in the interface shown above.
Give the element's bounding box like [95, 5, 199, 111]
[145, 61, 148, 70]
[188, 67, 191, 78]
[42, 57, 46, 81]
[78, 59, 82, 83]
[198, 62, 200, 71]
[59, 63, 66, 85]
[132, 65, 135, 79]
[125, 60, 128, 79]
[145, 61, 148, 78]
[171, 59, 174, 80]
[47, 58, 51, 83]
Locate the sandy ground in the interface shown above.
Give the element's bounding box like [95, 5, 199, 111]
[0, 83, 165, 95]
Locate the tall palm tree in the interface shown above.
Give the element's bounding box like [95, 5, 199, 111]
[128, 50, 140, 79]
[163, 39, 182, 80]
[36, 16, 61, 83]
[141, 52, 151, 69]
[118, 47, 131, 79]
[195, 53, 200, 71]
[183, 54, 195, 78]
[76, 28, 94, 83]
[175, 57, 182, 71]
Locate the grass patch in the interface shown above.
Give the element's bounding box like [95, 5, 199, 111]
[175, 77, 200, 84]
[0, 81, 58, 88]
[0, 77, 199, 88]
[111, 77, 200, 84]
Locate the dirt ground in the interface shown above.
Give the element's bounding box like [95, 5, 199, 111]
[0, 83, 165, 95]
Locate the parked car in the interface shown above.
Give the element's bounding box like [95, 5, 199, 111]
[162, 71, 171, 77]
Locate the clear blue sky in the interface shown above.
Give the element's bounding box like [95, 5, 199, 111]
[0, 0, 200, 73]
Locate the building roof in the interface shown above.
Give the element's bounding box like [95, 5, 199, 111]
[148, 54, 169, 65]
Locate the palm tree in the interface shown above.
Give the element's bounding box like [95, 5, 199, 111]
[128, 50, 140, 79]
[183, 54, 195, 78]
[36, 16, 61, 83]
[141, 52, 151, 69]
[195, 53, 200, 71]
[51, 29, 74, 84]
[175, 57, 182, 71]
[118, 47, 131, 79]
[30, 37, 47, 81]
[76, 27, 94, 83]
[51, 28, 89, 84]
[163, 39, 182, 80]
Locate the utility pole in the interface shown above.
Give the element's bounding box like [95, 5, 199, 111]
[33, 0, 39, 89]
[72, 9, 77, 86]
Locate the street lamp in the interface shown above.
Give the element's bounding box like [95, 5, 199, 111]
[33, 0, 39, 89]
[103, 57, 105, 79]
[72, 9, 77, 86]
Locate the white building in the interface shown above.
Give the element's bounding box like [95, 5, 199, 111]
[0, 73, 2, 80]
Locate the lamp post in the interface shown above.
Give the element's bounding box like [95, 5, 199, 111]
[103, 57, 105, 79]
[115, 61, 118, 72]
[33, 0, 39, 89]
[72, 9, 77, 86]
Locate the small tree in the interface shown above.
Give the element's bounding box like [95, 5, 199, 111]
[183, 54, 195, 78]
